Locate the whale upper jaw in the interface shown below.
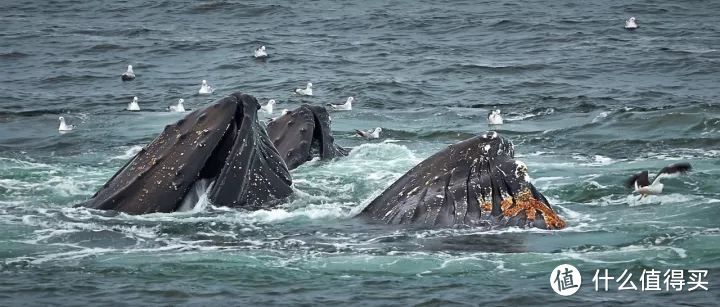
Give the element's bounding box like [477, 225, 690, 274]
[266, 104, 348, 170]
[358, 132, 566, 230]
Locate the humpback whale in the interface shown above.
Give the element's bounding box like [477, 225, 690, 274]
[359, 131, 566, 230]
[79, 92, 293, 214]
[78, 92, 560, 232]
[266, 104, 348, 170]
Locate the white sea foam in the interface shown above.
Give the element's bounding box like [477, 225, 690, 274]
[592, 111, 609, 123]
[111, 145, 143, 160]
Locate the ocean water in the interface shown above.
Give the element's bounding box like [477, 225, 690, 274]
[2, 0, 720, 305]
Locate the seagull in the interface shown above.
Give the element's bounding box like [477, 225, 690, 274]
[330, 96, 353, 111]
[127, 96, 140, 111]
[261, 99, 276, 114]
[254, 45, 268, 58]
[168, 98, 186, 112]
[198, 80, 214, 95]
[121, 65, 135, 81]
[625, 162, 692, 198]
[625, 17, 638, 30]
[488, 109, 503, 125]
[295, 82, 313, 96]
[58, 116, 74, 132]
[355, 127, 382, 140]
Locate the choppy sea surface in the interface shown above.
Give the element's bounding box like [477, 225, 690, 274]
[2, 0, 719, 305]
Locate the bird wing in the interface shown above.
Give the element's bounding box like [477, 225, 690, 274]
[355, 129, 368, 138]
[653, 162, 692, 185]
[625, 170, 649, 189]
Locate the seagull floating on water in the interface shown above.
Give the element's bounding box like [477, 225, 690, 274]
[625, 162, 692, 198]
[198, 80, 214, 95]
[58, 116, 74, 132]
[261, 99, 276, 114]
[330, 96, 353, 111]
[121, 65, 135, 81]
[127, 96, 140, 111]
[168, 99, 186, 112]
[355, 127, 382, 140]
[625, 17, 638, 30]
[254, 45, 268, 58]
[295, 83, 313, 96]
[488, 109, 503, 125]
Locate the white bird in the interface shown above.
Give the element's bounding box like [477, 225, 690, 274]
[58, 116, 74, 132]
[198, 80, 214, 95]
[168, 98, 186, 112]
[269, 109, 291, 123]
[127, 96, 140, 111]
[625, 17, 638, 30]
[254, 45, 268, 58]
[355, 127, 382, 139]
[261, 99, 276, 114]
[295, 82, 313, 96]
[330, 96, 353, 111]
[488, 109, 503, 125]
[121, 65, 135, 81]
[625, 162, 692, 198]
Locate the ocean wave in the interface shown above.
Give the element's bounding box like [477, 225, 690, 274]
[0, 51, 29, 59]
[109, 145, 143, 161]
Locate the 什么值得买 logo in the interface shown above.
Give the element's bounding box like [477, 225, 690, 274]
[550, 264, 582, 296]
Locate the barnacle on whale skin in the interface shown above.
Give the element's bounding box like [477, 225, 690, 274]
[501, 189, 566, 230]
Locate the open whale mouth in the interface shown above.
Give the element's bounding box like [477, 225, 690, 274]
[266, 104, 348, 170]
[79, 93, 293, 214]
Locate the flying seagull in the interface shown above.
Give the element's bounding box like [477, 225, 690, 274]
[625, 162, 692, 198]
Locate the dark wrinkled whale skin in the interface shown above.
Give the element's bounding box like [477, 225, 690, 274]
[266, 104, 348, 170]
[79, 92, 293, 214]
[358, 131, 566, 230]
